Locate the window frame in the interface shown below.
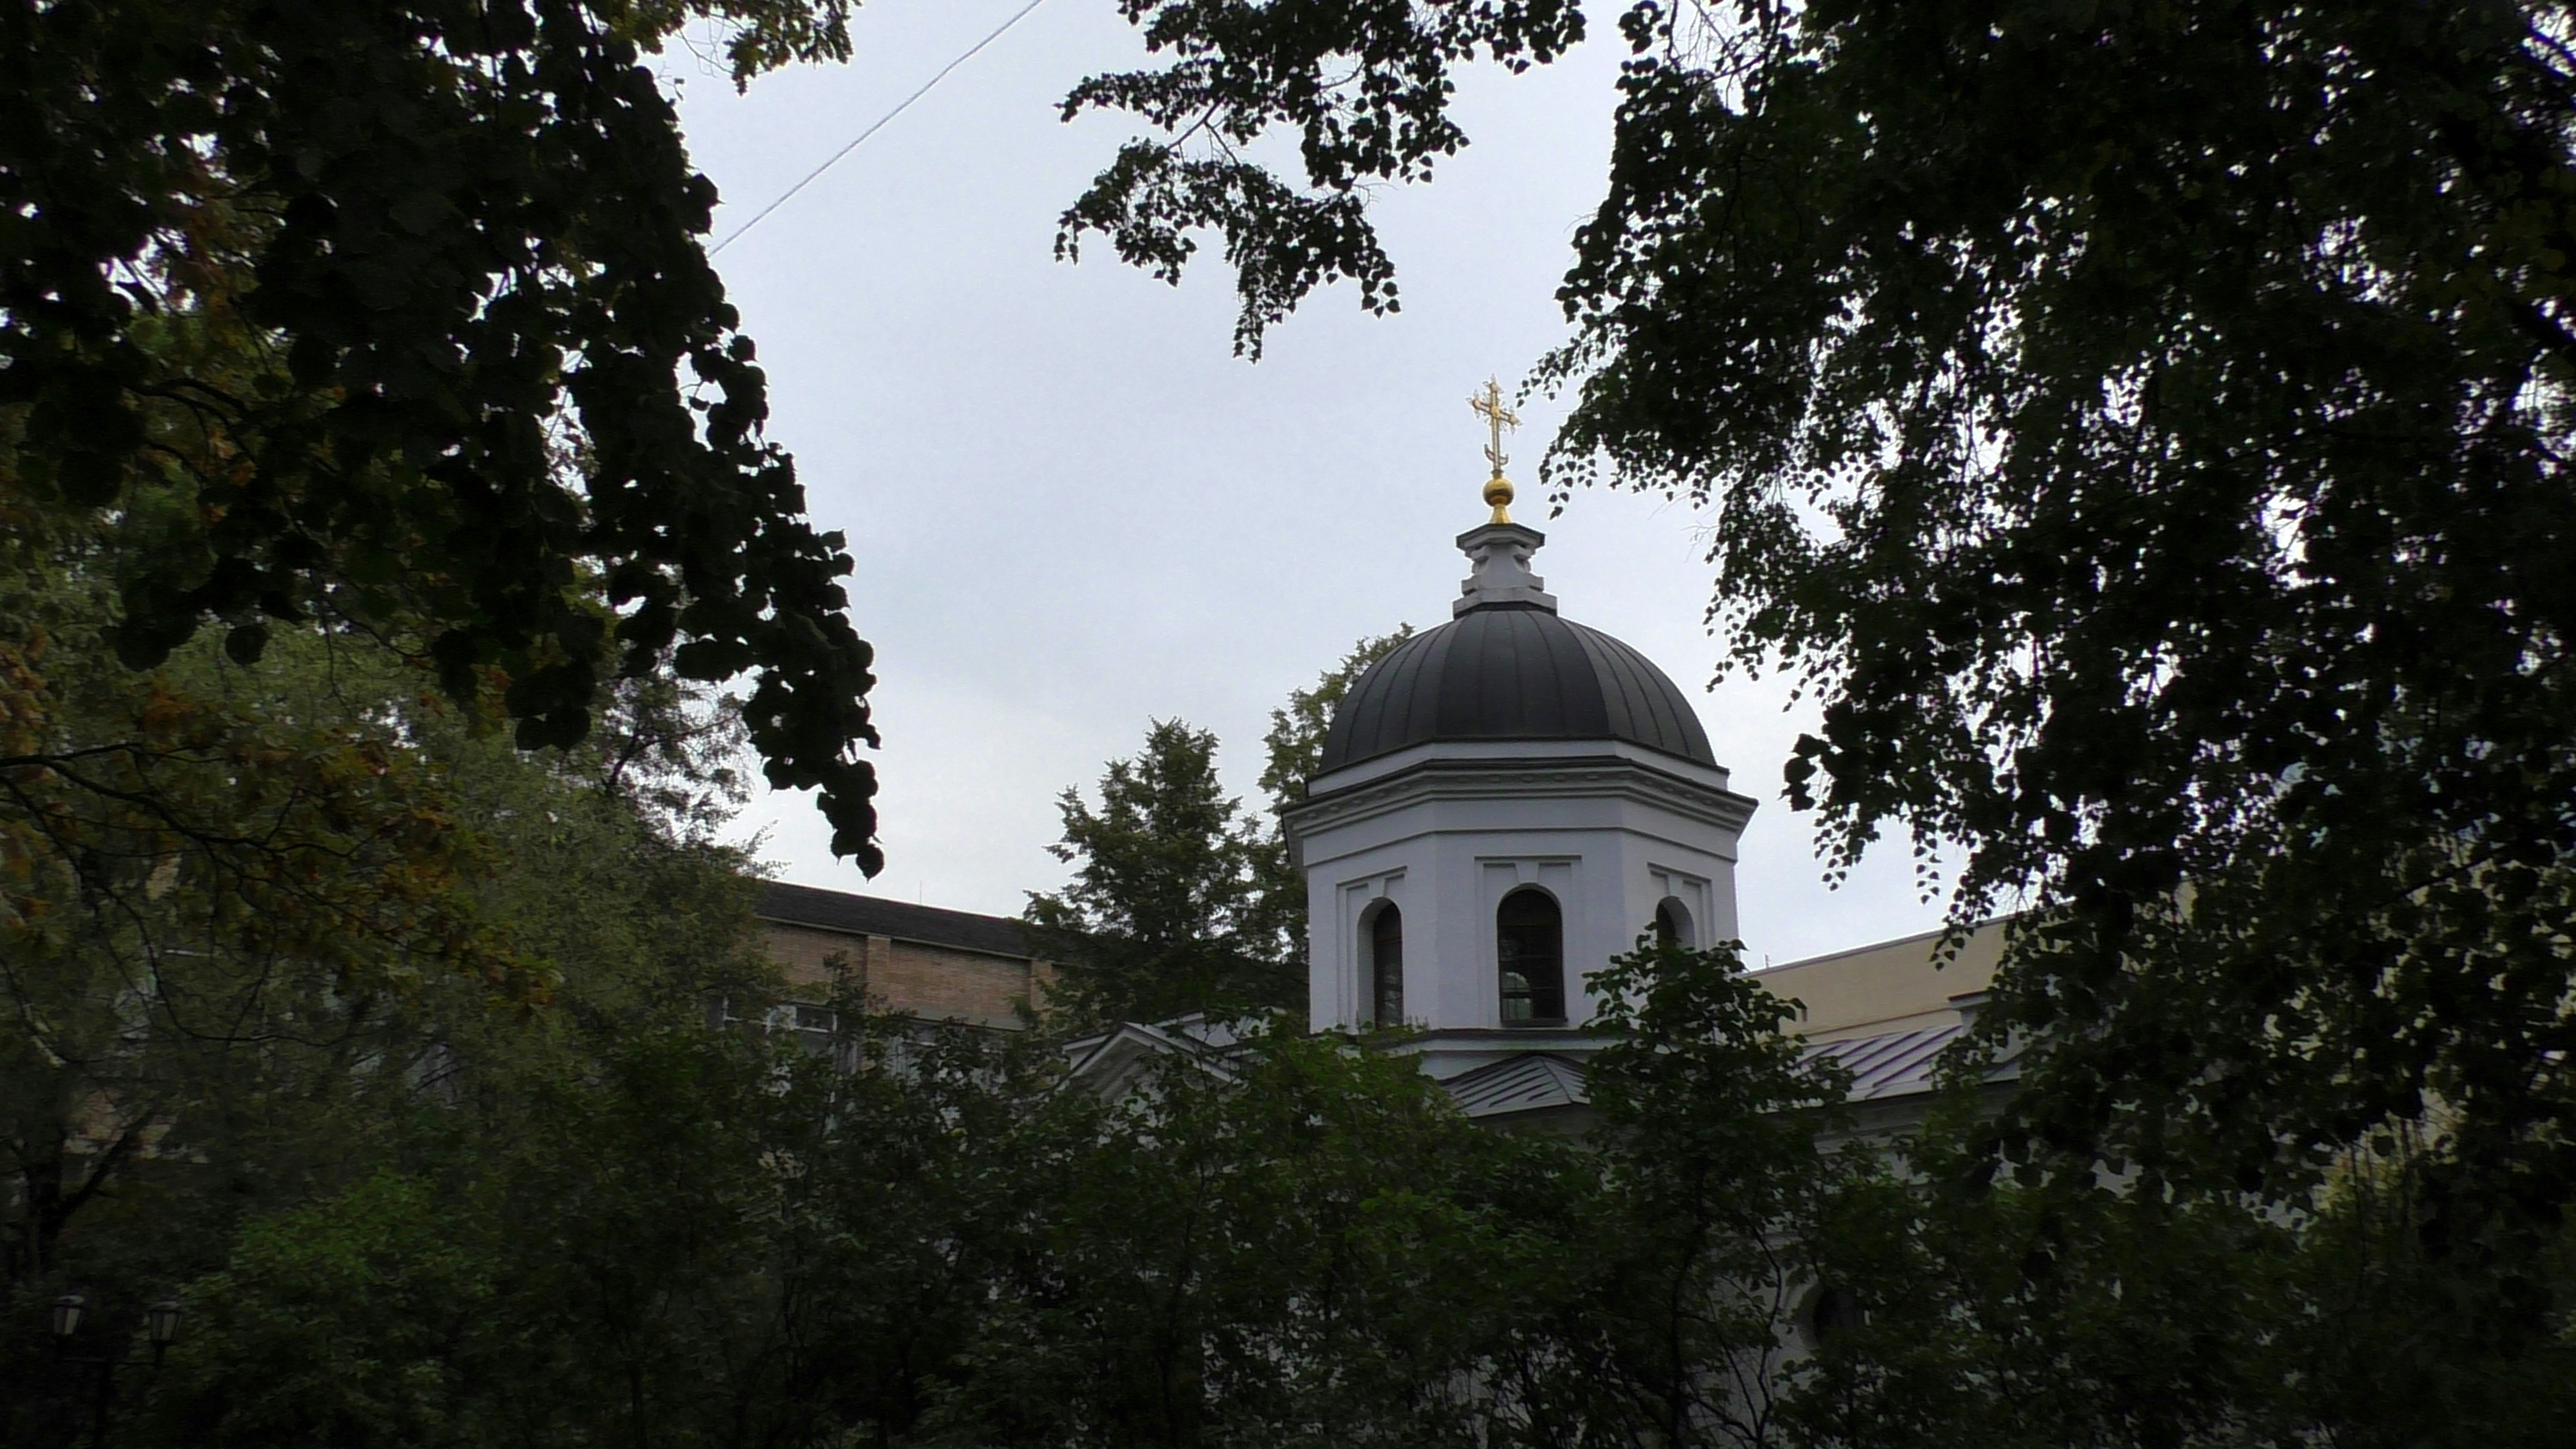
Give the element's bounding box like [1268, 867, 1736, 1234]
[1365, 899, 1405, 1027]
[1496, 887, 1566, 1026]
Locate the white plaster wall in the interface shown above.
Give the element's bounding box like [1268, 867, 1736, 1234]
[1298, 752, 1750, 1035]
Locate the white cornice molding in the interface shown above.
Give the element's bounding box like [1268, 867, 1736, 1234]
[1285, 750, 1758, 845]
[1384, 1026, 1627, 1062]
[1309, 736, 1737, 796]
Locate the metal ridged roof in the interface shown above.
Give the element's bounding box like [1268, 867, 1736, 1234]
[1319, 607, 1717, 773]
[1434, 1023, 1995, 1122]
[1807, 1023, 1972, 1101]
[1439, 1052, 1593, 1119]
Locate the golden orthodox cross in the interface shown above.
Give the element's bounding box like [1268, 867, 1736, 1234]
[1469, 377, 1520, 479]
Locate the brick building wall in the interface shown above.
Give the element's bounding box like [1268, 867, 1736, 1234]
[756, 883, 1052, 1030]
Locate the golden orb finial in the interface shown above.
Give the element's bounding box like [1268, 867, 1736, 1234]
[1467, 376, 1522, 524]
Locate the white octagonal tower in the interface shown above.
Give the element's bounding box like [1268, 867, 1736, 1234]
[1284, 512, 1757, 1083]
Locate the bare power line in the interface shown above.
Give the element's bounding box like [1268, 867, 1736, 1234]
[709, 0, 1055, 256]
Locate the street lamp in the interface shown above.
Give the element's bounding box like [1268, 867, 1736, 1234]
[46, 1290, 179, 1443]
[146, 1298, 183, 1365]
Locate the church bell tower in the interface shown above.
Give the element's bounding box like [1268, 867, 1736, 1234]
[1281, 385, 1758, 1083]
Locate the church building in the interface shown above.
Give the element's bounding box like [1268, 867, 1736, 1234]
[1281, 479, 1751, 1080]
[1269, 422, 2002, 1126]
[757, 406, 2004, 1129]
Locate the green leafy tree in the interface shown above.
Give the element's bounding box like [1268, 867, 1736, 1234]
[3, 8, 906, 1411]
[1243, 627, 1415, 967]
[143, 1025, 834, 1449]
[1025, 719, 1291, 1024]
[1021, 634, 1413, 1019]
[930, 1026, 1587, 1449]
[1789, 1109, 2576, 1449]
[144, 1173, 496, 1447]
[1255, 627, 1418, 815]
[1532, 934, 1860, 1449]
[1057, 0, 1587, 356]
[137, 1005, 1601, 1449]
[4, 0, 881, 866]
[40, 830, 1886, 1449]
[1064, 0, 2576, 1370]
[1, 588, 508, 1285]
[0, 571, 776, 1442]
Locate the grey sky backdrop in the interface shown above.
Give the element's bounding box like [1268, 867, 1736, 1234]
[665, 0, 1949, 967]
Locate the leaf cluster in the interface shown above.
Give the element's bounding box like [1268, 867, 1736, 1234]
[1065, 0, 2576, 1358]
[94, 1010, 1591, 1449]
[110, 936, 1880, 1449]
[1795, 1107, 2576, 1449]
[1, 534, 775, 1443]
[1242, 626, 1416, 970]
[1025, 718, 1294, 1024]
[3, 0, 883, 865]
[1058, 0, 1589, 354]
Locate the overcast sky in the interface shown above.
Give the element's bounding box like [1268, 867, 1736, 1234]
[664, 0, 1949, 967]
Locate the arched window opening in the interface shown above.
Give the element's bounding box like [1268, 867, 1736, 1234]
[1497, 889, 1564, 1025]
[1653, 896, 1694, 950]
[1798, 1284, 1866, 1350]
[1368, 902, 1404, 1027]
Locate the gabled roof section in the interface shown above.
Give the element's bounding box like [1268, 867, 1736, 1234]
[1439, 1052, 1592, 1120]
[1806, 1020, 2019, 1101]
[1051, 1018, 2011, 1118]
[756, 881, 1030, 959]
[1809, 1023, 1966, 1101]
[1061, 1016, 1246, 1100]
[1430, 1025, 2008, 1124]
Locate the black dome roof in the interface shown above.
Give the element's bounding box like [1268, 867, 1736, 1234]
[1319, 605, 1716, 773]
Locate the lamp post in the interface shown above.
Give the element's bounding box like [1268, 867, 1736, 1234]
[47, 1289, 183, 1447]
[145, 1299, 183, 1368]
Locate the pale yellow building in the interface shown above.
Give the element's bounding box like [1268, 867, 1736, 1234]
[756, 882, 1051, 1031]
[1754, 920, 2005, 1043]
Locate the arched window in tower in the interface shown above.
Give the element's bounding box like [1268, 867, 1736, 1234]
[1368, 902, 1404, 1026]
[1497, 889, 1565, 1025]
[1654, 896, 1694, 950]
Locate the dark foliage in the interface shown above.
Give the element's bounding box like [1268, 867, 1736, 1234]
[1058, 0, 1588, 355]
[1024, 719, 1296, 1024]
[1066, 0, 2576, 1281]
[1243, 626, 1415, 969]
[2, 0, 882, 866]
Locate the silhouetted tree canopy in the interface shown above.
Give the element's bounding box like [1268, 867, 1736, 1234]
[1067, 0, 2576, 1277]
[1024, 719, 1294, 1023]
[3, 0, 883, 868]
